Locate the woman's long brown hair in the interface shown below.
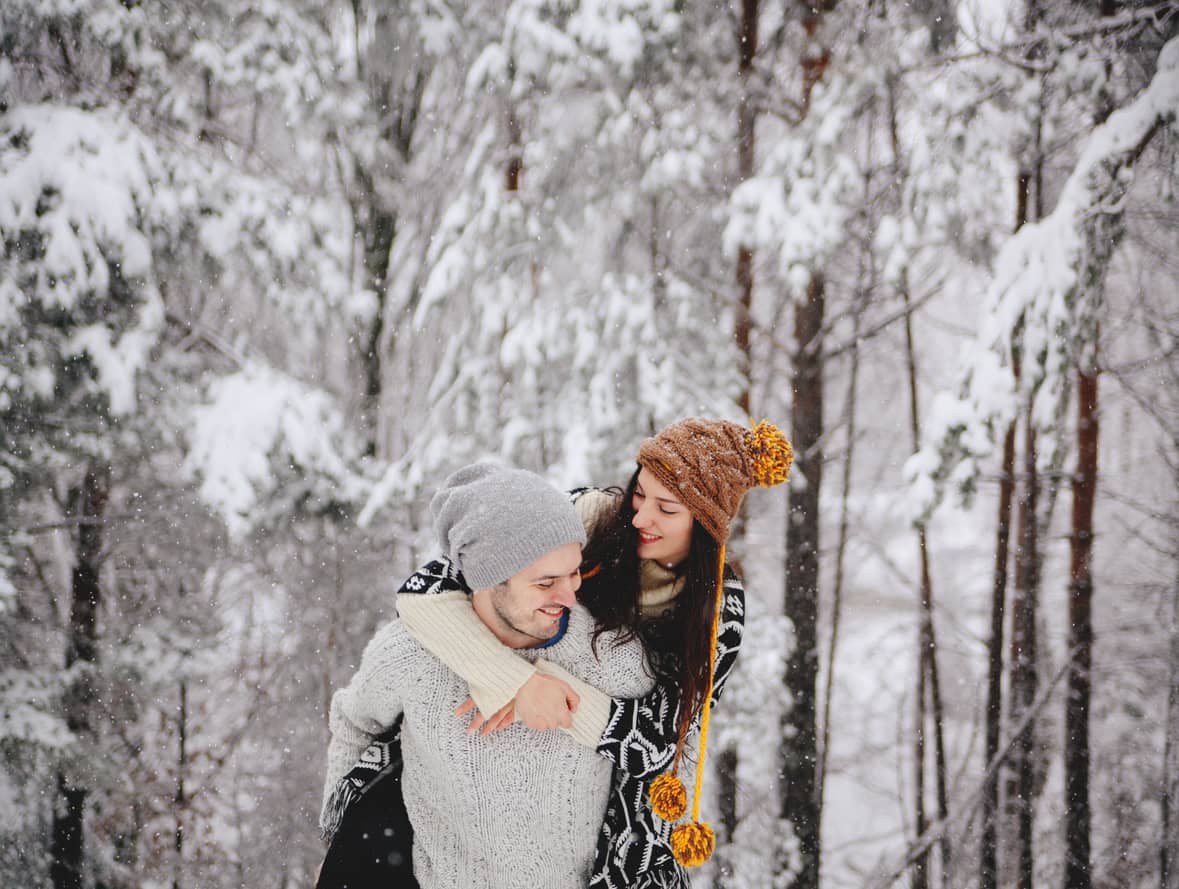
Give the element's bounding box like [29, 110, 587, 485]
[577, 467, 724, 756]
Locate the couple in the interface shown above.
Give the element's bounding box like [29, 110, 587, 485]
[319, 417, 792, 888]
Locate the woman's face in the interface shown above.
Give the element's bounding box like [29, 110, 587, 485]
[632, 467, 694, 568]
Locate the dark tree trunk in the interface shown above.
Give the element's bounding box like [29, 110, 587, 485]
[1063, 369, 1097, 889]
[350, 4, 427, 459]
[353, 163, 395, 459]
[505, 103, 522, 193]
[1164, 558, 1179, 889]
[921, 553, 951, 885]
[734, 0, 757, 418]
[981, 420, 1016, 889]
[1009, 407, 1040, 889]
[779, 3, 834, 882]
[52, 463, 110, 889]
[174, 680, 188, 889]
[914, 649, 929, 889]
[999, 100, 1039, 887]
[716, 746, 740, 884]
[902, 287, 951, 887]
[782, 271, 824, 889]
[818, 300, 862, 820]
[718, 8, 758, 883]
[905, 290, 929, 889]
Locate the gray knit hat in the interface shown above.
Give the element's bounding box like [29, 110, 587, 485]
[430, 462, 586, 590]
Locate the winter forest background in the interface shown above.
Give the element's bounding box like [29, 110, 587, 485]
[2, 1, 1178, 888]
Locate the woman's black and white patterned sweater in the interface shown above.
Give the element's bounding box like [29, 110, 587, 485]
[393, 489, 746, 889]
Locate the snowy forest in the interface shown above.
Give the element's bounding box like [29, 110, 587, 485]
[2, 0, 1178, 888]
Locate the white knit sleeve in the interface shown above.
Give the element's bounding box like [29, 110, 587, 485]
[574, 488, 618, 529]
[396, 591, 538, 717]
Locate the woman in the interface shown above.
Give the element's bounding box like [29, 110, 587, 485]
[369, 418, 790, 887]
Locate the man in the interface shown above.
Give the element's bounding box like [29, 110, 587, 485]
[319, 463, 652, 888]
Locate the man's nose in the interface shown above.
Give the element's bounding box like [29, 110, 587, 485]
[553, 577, 579, 606]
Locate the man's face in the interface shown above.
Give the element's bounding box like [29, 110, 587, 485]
[483, 542, 583, 648]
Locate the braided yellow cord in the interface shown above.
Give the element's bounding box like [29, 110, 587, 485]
[667, 544, 727, 868]
[690, 544, 725, 822]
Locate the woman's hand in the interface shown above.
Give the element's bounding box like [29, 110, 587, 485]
[515, 672, 579, 730]
[453, 673, 580, 735]
[456, 697, 515, 735]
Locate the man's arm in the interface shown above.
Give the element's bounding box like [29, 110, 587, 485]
[319, 620, 412, 831]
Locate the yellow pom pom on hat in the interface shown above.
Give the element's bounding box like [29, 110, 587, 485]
[649, 773, 688, 822]
[641, 418, 792, 867]
[671, 821, 716, 868]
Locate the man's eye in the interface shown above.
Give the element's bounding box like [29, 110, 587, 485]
[537, 582, 554, 590]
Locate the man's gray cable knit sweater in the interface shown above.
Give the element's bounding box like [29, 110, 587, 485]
[321, 603, 653, 889]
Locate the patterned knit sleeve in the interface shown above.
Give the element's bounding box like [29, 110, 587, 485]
[595, 570, 745, 779]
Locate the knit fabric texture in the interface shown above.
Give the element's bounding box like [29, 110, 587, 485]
[430, 462, 586, 590]
[636, 417, 792, 543]
[321, 604, 652, 889]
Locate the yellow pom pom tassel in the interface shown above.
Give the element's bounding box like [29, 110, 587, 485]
[670, 820, 716, 867]
[649, 773, 688, 822]
[747, 419, 793, 487]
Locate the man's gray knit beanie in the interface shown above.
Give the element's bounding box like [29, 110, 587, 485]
[430, 462, 586, 590]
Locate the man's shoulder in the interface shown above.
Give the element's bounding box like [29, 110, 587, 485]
[547, 605, 651, 695]
[360, 618, 427, 671]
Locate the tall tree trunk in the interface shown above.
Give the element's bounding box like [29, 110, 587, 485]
[902, 285, 950, 886]
[174, 679, 188, 889]
[1009, 404, 1040, 889]
[718, 7, 758, 881]
[353, 163, 395, 459]
[734, 0, 757, 419]
[1062, 0, 1117, 876]
[981, 418, 1016, 889]
[1063, 367, 1097, 889]
[505, 99, 523, 193]
[780, 4, 834, 884]
[1001, 71, 1041, 882]
[1164, 553, 1179, 889]
[52, 463, 111, 889]
[782, 272, 824, 889]
[351, 2, 426, 459]
[817, 299, 861, 815]
[913, 648, 929, 889]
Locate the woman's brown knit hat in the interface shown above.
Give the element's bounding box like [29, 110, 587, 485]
[636, 417, 793, 543]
